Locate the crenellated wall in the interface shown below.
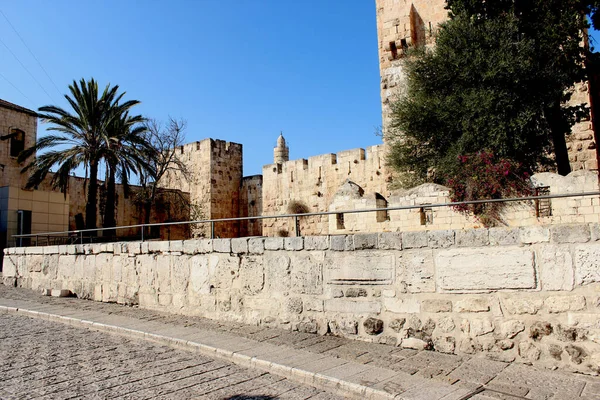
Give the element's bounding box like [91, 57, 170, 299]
[160, 139, 244, 238]
[261, 145, 392, 237]
[5, 223, 600, 375]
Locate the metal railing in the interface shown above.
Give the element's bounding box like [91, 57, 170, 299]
[10, 191, 600, 247]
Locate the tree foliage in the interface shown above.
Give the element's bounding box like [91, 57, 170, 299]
[388, 0, 598, 188]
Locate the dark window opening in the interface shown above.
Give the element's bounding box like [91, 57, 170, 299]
[400, 39, 408, 52]
[420, 206, 433, 226]
[10, 129, 25, 158]
[376, 193, 388, 222]
[336, 213, 345, 230]
[389, 41, 398, 59]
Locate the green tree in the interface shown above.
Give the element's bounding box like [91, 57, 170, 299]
[19, 78, 142, 231]
[389, 0, 598, 184]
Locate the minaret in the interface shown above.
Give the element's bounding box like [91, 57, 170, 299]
[274, 132, 289, 164]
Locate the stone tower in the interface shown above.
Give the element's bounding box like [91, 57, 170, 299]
[273, 133, 289, 164]
[375, 0, 447, 136]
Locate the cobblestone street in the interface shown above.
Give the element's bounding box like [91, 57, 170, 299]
[1, 285, 600, 399]
[0, 313, 342, 400]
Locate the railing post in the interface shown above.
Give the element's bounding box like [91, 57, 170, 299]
[211, 221, 215, 239]
[295, 215, 301, 237]
[141, 226, 144, 242]
[79, 231, 83, 245]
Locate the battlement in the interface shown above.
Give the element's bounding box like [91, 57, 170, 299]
[176, 138, 242, 156]
[263, 144, 386, 175]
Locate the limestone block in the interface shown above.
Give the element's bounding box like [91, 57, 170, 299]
[398, 250, 435, 293]
[402, 231, 428, 249]
[290, 252, 323, 295]
[324, 299, 381, 314]
[499, 320, 525, 339]
[574, 244, 600, 285]
[264, 237, 284, 250]
[518, 341, 541, 362]
[189, 255, 214, 295]
[239, 256, 264, 295]
[198, 239, 213, 253]
[304, 236, 328, 250]
[169, 240, 183, 253]
[433, 336, 456, 354]
[304, 298, 324, 312]
[2, 256, 17, 277]
[454, 298, 490, 313]
[285, 237, 304, 251]
[502, 297, 543, 315]
[212, 239, 231, 253]
[231, 238, 248, 254]
[248, 238, 265, 254]
[567, 312, 600, 329]
[330, 235, 353, 251]
[520, 226, 550, 244]
[214, 254, 240, 290]
[536, 245, 574, 291]
[456, 229, 489, 247]
[329, 319, 358, 335]
[470, 318, 495, 336]
[354, 233, 377, 250]
[155, 255, 171, 292]
[590, 223, 600, 241]
[489, 228, 520, 246]
[51, 289, 71, 297]
[421, 299, 452, 313]
[435, 247, 536, 291]
[551, 224, 590, 244]
[545, 296, 586, 313]
[377, 232, 401, 250]
[428, 230, 455, 248]
[171, 255, 190, 293]
[401, 337, 430, 350]
[325, 251, 394, 285]
[182, 240, 200, 255]
[27, 255, 44, 272]
[244, 297, 278, 311]
[265, 252, 291, 292]
[43, 246, 59, 255]
[148, 241, 169, 253]
[437, 317, 456, 333]
[83, 255, 96, 280]
[383, 297, 420, 313]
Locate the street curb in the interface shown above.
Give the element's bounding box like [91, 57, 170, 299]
[0, 305, 397, 400]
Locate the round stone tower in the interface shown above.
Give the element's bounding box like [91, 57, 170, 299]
[273, 132, 289, 164]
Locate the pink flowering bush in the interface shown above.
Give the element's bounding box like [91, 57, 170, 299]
[445, 151, 532, 226]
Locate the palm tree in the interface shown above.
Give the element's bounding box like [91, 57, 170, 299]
[101, 111, 152, 236]
[19, 78, 142, 231]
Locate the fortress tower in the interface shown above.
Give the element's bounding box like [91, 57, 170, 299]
[273, 133, 289, 164]
[375, 0, 447, 137]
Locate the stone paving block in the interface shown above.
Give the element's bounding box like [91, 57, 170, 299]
[447, 358, 508, 385]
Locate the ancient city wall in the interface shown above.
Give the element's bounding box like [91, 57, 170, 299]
[4, 223, 600, 374]
[160, 139, 243, 238]
[262, 145, 392, 237]
[240, 175, 263, 237]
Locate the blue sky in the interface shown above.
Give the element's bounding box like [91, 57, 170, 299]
[1, 2, 599, 177]
[0, 1, 382, 176]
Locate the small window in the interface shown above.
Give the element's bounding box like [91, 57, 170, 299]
[420, 206, 433, 226]
[10, 129, 25, 158]
[376, 193, 388, 222]
[336, 213, 345, 229]
[389, 41, 398, 59]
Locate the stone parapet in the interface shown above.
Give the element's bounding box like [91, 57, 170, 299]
[4, 223, 600, 375]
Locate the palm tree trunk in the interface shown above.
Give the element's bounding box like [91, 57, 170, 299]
[103, 166, 117, 238]
[86, 159, 99, 234]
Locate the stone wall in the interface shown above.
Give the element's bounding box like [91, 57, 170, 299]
[5, 223, 600, 374]
[262, 145, 392, 237]
[328, 170, 600, 235]
[161, 139, 243, 238]
[239, 175, 263, 237]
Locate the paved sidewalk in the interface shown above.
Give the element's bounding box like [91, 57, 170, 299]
[1, 285, 599, 399]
